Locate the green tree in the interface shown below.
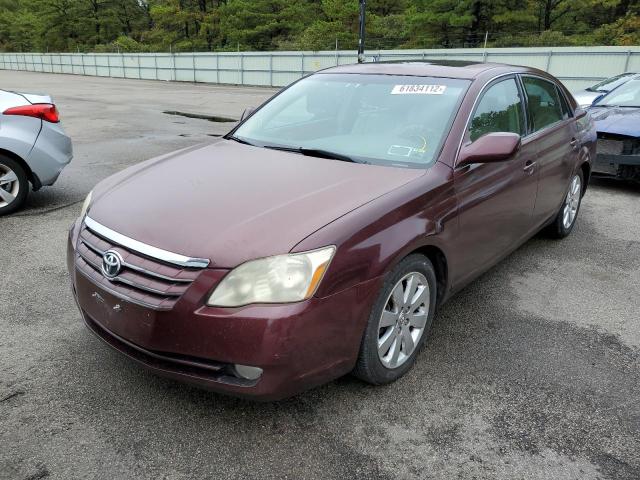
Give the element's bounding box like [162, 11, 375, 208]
[405, 0, 475, 47]
[0, 0, 637, 52]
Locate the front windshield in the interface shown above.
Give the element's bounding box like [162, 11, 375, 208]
[588, 73, 635, 92]
[232, 74, 470, 168]
[595, 79, 640, 107]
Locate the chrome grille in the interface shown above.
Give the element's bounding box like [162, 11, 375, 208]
[75, 221, 207, 310]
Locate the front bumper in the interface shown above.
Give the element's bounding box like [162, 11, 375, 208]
[593, 153, 640, 177]
[67, 221, 380, 400]
[595, 153, 640, 168]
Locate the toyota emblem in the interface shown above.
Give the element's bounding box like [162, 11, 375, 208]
[101, 250, 123, 279]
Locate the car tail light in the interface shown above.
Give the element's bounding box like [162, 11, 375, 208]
[3, 104, 60, 123]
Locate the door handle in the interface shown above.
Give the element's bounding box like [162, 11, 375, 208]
[570, 138, 579, 150]
[524, 160, 536, 174]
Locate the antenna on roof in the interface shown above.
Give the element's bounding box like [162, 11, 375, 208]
[357, 0, 366, 63]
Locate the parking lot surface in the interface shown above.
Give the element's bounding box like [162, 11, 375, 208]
[1, 71, 638, 480]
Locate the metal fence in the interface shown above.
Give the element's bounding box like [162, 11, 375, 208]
[1, 46, 639, 90]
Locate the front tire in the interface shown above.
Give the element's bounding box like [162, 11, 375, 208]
[0, 155, 29, 216]
[353, 254, 437, 385]
[548, 170, 584, 239]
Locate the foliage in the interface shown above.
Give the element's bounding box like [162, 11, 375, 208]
[0, 0, 637, 52]
[592, 7, 640, 45]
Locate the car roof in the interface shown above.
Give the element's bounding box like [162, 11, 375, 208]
[318, 60, 536, 80]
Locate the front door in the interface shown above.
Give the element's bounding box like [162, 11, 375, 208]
[452, 76, 539, 288]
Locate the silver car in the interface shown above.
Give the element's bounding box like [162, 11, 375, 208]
[0, 89, 73, 215]
[572, 72, 639, 107]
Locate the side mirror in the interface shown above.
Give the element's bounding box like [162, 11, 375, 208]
[457, 132, 521, 168]
[240, 106, 255, 122]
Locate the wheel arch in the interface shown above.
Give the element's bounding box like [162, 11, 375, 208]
[408, 244, 449, 308]
[0, 148, 40, 190]
[580, 160, 591, 196]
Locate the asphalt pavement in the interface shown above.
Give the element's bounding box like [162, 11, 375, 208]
[0, 71, 638, 480]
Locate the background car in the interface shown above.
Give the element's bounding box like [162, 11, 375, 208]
[587, 77, 640, 182]
[0, 89, 72, 215]
[572, 72, 639, 107]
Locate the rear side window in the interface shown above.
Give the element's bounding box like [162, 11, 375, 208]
[522, 77, 565, 132]
[556, 86, 573, 119]
[468, 78, 525, 142]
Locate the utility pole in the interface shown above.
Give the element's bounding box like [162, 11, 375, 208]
[357, 0, 366, 63]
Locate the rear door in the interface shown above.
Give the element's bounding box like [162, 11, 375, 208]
[452, 76, 538, 286]
[519, 76, 578, 227]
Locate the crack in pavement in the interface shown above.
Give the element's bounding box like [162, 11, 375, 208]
[11, 200, 82, 218]
[0, 390, 25, 403]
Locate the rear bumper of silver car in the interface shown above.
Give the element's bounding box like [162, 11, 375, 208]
[27, 121, 73, 187]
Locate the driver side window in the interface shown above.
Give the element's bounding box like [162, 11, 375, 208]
[468, 78, 525, 142]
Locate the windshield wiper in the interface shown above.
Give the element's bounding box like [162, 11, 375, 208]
[227, 135, 258, 146]
[597, 104, 640, 108]
[262, 145, 300, 153]
[264, 145, 360, 163]
[300, 148, 360, 163]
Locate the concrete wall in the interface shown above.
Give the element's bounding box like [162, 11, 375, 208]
[1, 46, 639, 91]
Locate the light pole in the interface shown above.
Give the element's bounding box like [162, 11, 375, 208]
[357, 0, 366, 63]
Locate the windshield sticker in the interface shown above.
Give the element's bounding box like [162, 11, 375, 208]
[388, 145, 414, 157]
[391, 84, 447, 95]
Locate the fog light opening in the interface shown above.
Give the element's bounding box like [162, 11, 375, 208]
[231, 364, 263, 381]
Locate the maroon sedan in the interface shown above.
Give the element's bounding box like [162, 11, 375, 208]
[68, 61, 596, 400]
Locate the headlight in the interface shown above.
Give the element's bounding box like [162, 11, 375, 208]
[80, 190, 93, 219]
[207, 246, 335, 307]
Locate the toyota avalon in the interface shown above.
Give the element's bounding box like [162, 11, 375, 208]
[68, 61, 596, 400]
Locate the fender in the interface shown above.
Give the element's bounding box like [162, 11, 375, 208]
[292, 162, 458, 298]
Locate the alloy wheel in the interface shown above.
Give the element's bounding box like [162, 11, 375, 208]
[377, 272, 430, 369]
[0, 164, 20, 208]
[562, 174, 582, 230]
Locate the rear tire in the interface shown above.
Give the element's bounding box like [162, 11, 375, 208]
[353, 254, 437, 385]
[0, 155, 29, 216]
[548, 170, 584, 239]
[0, 155, 29, 217]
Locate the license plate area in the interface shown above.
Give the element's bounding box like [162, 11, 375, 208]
[76, 272, 158, 348]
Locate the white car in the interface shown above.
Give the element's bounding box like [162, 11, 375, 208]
[572, 72, 639, 107]
[0, 89, 73, 215]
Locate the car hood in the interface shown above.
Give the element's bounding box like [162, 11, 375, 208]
[572, 90, 600, 107]
[88, 140, 425, 268]
[588, 106, 640, 137]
